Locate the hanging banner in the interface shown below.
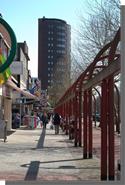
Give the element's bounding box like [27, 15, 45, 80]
[0, 47, 11, 84]
[0, 16, 17, 84]
[29, 79, 41, 97]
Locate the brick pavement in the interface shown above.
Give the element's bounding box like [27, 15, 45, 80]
[0, 123, 120, 182]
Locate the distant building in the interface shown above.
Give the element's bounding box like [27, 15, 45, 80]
[38, 17, 71, 90]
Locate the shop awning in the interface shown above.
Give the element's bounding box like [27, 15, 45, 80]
[6, 79, 38, 100]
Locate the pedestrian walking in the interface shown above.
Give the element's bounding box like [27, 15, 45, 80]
[13, 113, 20, 128]
[53, 112, 61, 134]
[41, 111, 48, 129]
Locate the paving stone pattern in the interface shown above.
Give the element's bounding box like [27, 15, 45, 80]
[0, 124, 120, 181]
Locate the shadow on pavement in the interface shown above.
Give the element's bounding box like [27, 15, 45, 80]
[38, 157, 88, 164]
[36, 128, 46, 149]
[21, 158, 99, 180]
[21, 157, 85, 168]
[37, 166, 100, 170]
[58, 139, 74, 143]
[24, 161, 40, 180]
[45, 133, 65, 136]
[7, 130, 16, 136]
[30, 145, 75, 150]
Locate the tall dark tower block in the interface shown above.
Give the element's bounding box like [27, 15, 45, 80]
[38, 17, 71, 91]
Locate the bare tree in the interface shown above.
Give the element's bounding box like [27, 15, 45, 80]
[71, 0, 120, 82]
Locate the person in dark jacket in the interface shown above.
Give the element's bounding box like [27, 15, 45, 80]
[14, 113, 20, 128]
[53, 112, 61, 134]
[41, 112, 48, 129]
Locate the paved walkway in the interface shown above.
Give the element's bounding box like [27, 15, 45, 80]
[0, 123, 120, 182]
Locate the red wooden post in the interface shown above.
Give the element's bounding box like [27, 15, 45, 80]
[69, 99, 72, 140]
[64, 103, 66, 132]
[92, 95, 97, 127]
[108, 77, 115, 180]
[115, 84, 120, 134]
[74, 91, 78, 147]
[101, 79, 108, 180]
[69, 99, 71, 122]
[83, 90, 88, 158]
[69, 99, 72, 139]
[79, 90, 82, 147]
[65, 102, 68, 135]
[60, 105, 63, 117]
[62, 104, 64, 118]
[88, 88, 92, 158]
[72, 96, 75, 141]
[68, 100, 71, 136]
[71, 98, 73, 119]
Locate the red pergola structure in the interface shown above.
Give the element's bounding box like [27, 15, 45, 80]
[54, 28, 120, 180]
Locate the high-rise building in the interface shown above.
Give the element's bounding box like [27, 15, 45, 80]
[38, 17, 71, 91]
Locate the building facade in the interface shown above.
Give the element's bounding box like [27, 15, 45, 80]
[0, 24, 13, 130]
[0, 17, 37, 131]
[9, 41, 34, 119]
[10, 41, 30, 89]
[38, 17, 71, 91]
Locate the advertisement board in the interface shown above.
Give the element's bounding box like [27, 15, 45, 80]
[10, 61, 23, 74]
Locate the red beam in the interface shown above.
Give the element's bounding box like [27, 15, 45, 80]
[88, 89, 93, 158]
[65, 102, 68, 135]
[83, 91, 88, 158]
[101, 79, 108, 180]
[108, 77, 115, 180]
[74, 91, 78, 146]
[79, 91, 82, 147]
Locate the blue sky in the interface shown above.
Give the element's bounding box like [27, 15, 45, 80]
[1, 0, 88, 77]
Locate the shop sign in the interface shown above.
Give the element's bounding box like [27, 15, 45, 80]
[10, 61, 23, 74]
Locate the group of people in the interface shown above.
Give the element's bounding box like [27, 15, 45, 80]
[32, 111, 61, 134]
[12, 110, 61, 134]
[41, 112, 61, 134]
